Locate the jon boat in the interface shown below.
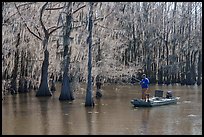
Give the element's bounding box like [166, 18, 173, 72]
[130, 90, 180, 107]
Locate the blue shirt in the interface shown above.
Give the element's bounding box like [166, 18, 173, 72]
[140, 78, 150, 88]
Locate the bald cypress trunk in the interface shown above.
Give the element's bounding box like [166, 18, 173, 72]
[10, 33, 20, 94]
[85, 2, 94, 107]
[18, 50, 25, 93]
[197, 51, 201, 86]
[36, 47, 52, 96]
[59, 2, 74, 101]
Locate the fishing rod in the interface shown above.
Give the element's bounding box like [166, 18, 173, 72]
[131, 77, 142, 85]
[134, 78, 141, 82]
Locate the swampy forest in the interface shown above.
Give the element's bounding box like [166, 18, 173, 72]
[2, 2, 202, 106]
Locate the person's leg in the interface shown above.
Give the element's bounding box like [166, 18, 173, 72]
[142, 88, 145, 100]
[146, 94, 149, 102]
[146, 88, 150, 102]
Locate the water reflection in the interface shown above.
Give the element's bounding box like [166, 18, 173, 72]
[2, 84, 202, 135]
[85, 107, 94, 135]
[94, 99, 103, 134]
[140, 108, 150, 135]
[37, 97, 49, 135]
[59, 101, 69, 134]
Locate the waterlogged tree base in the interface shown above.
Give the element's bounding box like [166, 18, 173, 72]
[59, 95, 74, 101]
[36, 92, 52, 97]
[36, 88, 52, 97]
[85, 96, 95, 107]
[59, 76, 75, 101]
[85, 101, 95, 107]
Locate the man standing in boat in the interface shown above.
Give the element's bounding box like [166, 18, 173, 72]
[140, 74, 150, 102]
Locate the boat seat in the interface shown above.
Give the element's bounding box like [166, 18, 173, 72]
[155, 90, 164, 97]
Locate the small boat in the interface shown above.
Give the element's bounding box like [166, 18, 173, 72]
[130, 90, 180, 107]
[131, 96, 180, 107]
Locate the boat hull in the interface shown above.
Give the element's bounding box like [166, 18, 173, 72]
[131, 97, 179, 107]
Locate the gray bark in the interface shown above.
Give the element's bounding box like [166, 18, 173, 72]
[85, 2, 94, 107]
[59, 2, 74, 101]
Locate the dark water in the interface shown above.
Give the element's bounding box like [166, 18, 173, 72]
[2, 83, 202, 135]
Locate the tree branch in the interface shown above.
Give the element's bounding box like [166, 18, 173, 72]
[14, 3, 42, 41]
[26, 25, 42, 41]
[45, 6, 64, 10]
[17, 2, 36, 8]
[40, 2, 49, 36]
[49, 25, 63, 35]
[104, 9, 114, 19]
[93, 17, 103, 22]
[47, 26, 58, 31]
[34, 26, 42, 38]
[72, 5, 86, 14]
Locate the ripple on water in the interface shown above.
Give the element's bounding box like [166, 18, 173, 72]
[183, 101, 191, 103]
[187, 114, 197, 117]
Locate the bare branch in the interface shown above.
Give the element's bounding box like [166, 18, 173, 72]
[72, 5, 86, 14]
[17, 2, 36, 8]
[14, 3, 42, 41]
[47, 26, 59, 31]
[3, 12, 18, 24]
[92, 9, 114, 23]
[49, 25, 63, 35]
[40, 2, 49, 36]
[73, 24, 86, 30]
[94, 17, 103, 22]
[34, 26, 42, 38]
[95, 23, 125, 31]
[45, 6, 64, 10]
[26, 25, 42, 41]
[104, 9, 114, 19]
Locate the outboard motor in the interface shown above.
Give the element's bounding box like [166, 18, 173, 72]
[166, 91, 173, 98]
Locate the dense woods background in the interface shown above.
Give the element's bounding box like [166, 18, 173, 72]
[2, 2, 202, 103]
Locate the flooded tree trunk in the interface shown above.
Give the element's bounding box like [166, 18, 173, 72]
[85, 2, 94, 107]
[158, 42, 163, 85]
[171, 2, 177, 84]
[151, 62, 157, 84]
[165, 40, 170, 85]
[186, 52, 191, 85]
[18, 49, 29, 93]
[158, 66, 163, 85]
[24, 50, 30, 92]
[96, 38, 101, 65]
[59, 53, 74, 100]
[132, 24, 137, 64]
[10, 33, 20, 94]
[59, 46, 74, 100]
[197, 51, 201, 86]
[59, 2, 74, 101]
[50, 73, 56, 92]
[27, 51, 34, 91]
[18, 50, 25, 93]
[190, 50, 198, 85]
[36, 47, 52, 96]
[36, 2, 61, 97]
